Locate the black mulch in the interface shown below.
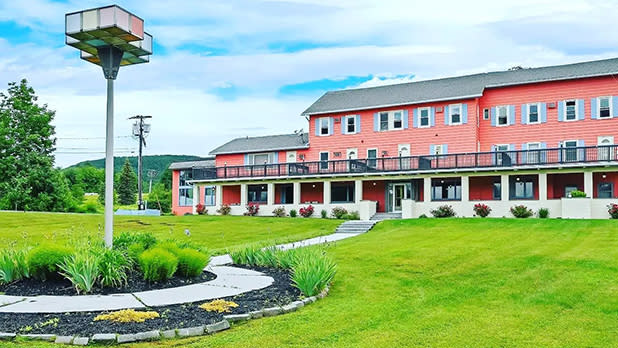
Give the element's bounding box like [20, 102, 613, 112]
[0, 271, 217, 296]
[0, 266, 301, 336]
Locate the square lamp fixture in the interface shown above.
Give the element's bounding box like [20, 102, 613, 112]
[65, 5, 152, 67]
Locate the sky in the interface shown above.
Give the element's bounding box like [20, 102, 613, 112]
[1, 0, 618, 167]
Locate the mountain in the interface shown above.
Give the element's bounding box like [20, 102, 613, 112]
[67, 155, 206, 183]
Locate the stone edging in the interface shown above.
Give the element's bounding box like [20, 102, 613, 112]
[0, 287, 330, 346]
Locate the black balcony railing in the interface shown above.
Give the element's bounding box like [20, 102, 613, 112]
[192, 145, 618, 181]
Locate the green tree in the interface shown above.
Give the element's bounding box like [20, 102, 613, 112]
[0, 80, 76, 211]
[159, 168, 173, 190]
[116, 158, 137, 205]
[148, 183, 171, 213]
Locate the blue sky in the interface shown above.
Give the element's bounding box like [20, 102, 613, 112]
[1, 0, 617, 167]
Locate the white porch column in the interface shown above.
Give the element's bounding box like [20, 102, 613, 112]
[461, 176, 469, 203]
[354, 180, 363, 204]
[192, 184, 199, 214]
[423, 177, 431, 202]
[267, 183, 275, 206]
[240, 184, 248, 207]
[538, 173, 548, 201]
[293, 182, 301, 205]
[323, 181, 331, 204]
[215, 184, 223, 207]
[501, 174, 509, 201]
[584, 171, 593, 198]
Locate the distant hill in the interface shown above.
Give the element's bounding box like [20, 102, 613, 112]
[67, 155, 206, 183]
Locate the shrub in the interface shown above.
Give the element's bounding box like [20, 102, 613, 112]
[244, 203, 260, 216]
[321, 209, 328, 218]
[608, 203, 618, 219]
[291, 249, 336, 297]
[569, 190, 587, 198]
[94, 309, 159, 323]
[538, 208, 550, 219]
[289, 209, 297, 217]
[138, 248, 178, 282]
[272, 206, 287, 217]
[199, 299, 239, 313]
[58, 253, 100, 294]
[419, 214, 428, 218]
[473, 203, 491, 218]
[0, 248, 29, 285]
[98, 248, 132, 288]
[343, 211, 360, 220]
[113, 232, 157, 250]
[331, 207, 348, 219]
[511, 205, 534, 218]
[27, 245, 72, 281]
[127, 243, 146, 264]
[217, 204, 231, 215]
[299, 205, 314, 218]
[196, 204, 207, 215]
[430, 205, 456, 218]
[176, 249, 209, 277]
[230, 244, 264, 266]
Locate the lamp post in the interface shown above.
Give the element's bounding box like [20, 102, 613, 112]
[65, 5, 152, 248]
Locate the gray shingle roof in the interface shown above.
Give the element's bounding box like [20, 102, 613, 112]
[169, 157, 215, 170]
[302, 57, 618, 115]
[209, 133, 309, 155]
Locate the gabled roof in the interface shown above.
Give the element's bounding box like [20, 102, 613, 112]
[302, 57, 618, 116]
[169, 157, 215, 170]
[209, 133, 309, 155]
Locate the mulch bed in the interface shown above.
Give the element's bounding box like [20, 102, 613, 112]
[0, 266, 301, 336]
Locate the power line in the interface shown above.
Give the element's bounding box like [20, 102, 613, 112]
[57, 135, 133, 140]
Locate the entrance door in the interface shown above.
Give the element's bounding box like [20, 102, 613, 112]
[392, 184, 408, 212]
[398, 144, 410, 170]
[598, 136, 614, 160]
[286, 151, 297, 163]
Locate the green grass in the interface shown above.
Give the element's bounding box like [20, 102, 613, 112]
[3, 218, 618, 347]
[0, 212, 340, 254]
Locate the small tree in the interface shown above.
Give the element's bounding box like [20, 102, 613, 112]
[116, 158, 137, 205]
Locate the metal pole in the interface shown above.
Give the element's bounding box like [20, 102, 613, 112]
[138, 118, 144, 210]
[104, 78, 114, 249]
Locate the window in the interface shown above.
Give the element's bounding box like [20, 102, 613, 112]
[419, 107, 430, 127]
[598, 182, 614, 198]
[564, 185, 579, 198]
[431, 178, 461, 201]
[510, 176, 535, 200]
[565, 100, 577, 121]
[367, 148, 377, 168]
[378, 110, 405, 131]
[204, 186, 215, 206]
[497, 106, 508, 126]
[493, 182, 501, 200]
[528, 103, 540, 124]
[331, 182, 354, 203]
[598, 136, 614, 160]
[179, 170, 192, 186]
[379, 112, 389, 131]
[527, 142, 541, 164]
[599, 97, 612, 118]
[344, 115, 357, 134]
[248, 185, 267, 203]
[393, 111, 403, 129]
[449, 104, 462, 125]
[249, 153, 271, 165]
[179, 188, 193, 206]
[433, 144, 444, 155]
[319, 117, 330, 135]
[495, 144, 510, 166]
[483, 108, 489, 120]
[319, 152, 329, 170]
[562, 140, 578, 162]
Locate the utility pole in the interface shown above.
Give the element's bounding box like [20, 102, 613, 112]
[129, 115, 152, 210]
[147, 169, 158, 193]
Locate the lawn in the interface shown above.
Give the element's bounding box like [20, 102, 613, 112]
[3, 218, 618, 347]
[0, 211, 340, 253]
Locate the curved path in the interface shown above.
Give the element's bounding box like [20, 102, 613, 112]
[0, 220, 376, 314]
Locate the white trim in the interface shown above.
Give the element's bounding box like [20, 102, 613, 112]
[563, 100, 578, 122]
[366, 148, 378, 158]
[597, 96, 612, 119]
[318, 117, 331, 136]
[496, 105, 509, 127]
[495, 144, 509, 152]
[418, 107, 431, 128]
[398, 144, 410, 157]
[433, 144, 445, 155]
[378, 110, 405, 131]
[448, 103, 463, 125]
[248, 152, 273, 165]
[346, 148, 358, 160]
[483, 108, 489, 120]
[527, 103, 541, 124]
[319, 151, 329, 170]
[343, 115, 357, 134]
[526, 142, 541, 163]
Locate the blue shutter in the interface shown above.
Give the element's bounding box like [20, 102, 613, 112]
[244, 154, 249, 165]
[613, 96, 618, 118]
[591, 98, 598, 119]
[577, 99, 585, 120]
[443, 144, 448, 154]
[444, 105, 449, 125]
[578, 139, 585, 160]
[540, 142, 547, 163]
[490, 107, 496, 126]
[273, 152, 279, 164]
[413, 108, 419, 128]
[509, 105, 516, 125]
[491, 145, 496, 165]
[540, 103, 547, 123]
[341, 117, 346, 134]
[356, 115, 361, 133]
[373, 113, 379, 131]
[329, 117, 334, 135]
[578, 139, 585, 147]
[558, 101, 564, 122]
[430, 107, 435, 127]
[314, 118, 319, 136]
[462, 103, 468, 124]
[521, 143, 527, 164]
[429, 145, 435, 155]
[403, 110, 409, 129]
[521, 104, 528, 125]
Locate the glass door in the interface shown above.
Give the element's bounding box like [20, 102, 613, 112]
[392, 184, 407, 212]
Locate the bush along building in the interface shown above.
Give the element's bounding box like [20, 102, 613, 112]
[170, 57, 618, 219]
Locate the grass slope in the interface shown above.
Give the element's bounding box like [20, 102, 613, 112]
[4, 218, 618, 347]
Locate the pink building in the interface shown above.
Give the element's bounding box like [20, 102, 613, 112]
[170, 58, 618, 219]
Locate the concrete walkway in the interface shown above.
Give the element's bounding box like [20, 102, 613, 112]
[0, 221, 374, 314]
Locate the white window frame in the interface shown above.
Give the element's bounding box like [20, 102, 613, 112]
[598, 96, 612, 119]
[318, 117, 330, 136]
[526, 142, 541, 164]
[496, 106, 509, 127]
[449, 103, 462, 125]
[343, 115, 357, 134]
[319, 151, 329, 170]
[367, 148, 378, 168]
[419, 107, 431, 128]
[562, 139, 579, 162]
[379, 112, 389, 131]
[433, 144, 444, 155]
[527, 103, 541, 124]
[378, 110, 405, 131]
[249, 153, 272, 165]
[564, 100, 578, 122]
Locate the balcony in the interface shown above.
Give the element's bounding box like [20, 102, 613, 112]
[192, 145, 618, 181]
